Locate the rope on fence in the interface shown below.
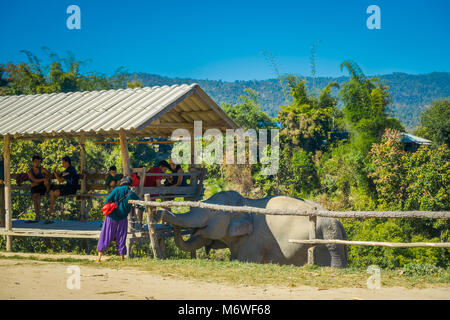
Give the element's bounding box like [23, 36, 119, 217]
[128, 199, 450, 220]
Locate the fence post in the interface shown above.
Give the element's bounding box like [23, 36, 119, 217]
[79, 136, 87, 222]
[307, 207, 317, 266]
[145, 194, 164, 259]
[125, 210, 133, 259]
[3, 135, 12, 251]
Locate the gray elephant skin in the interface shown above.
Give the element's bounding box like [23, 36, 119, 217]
[161, 190, 348, 268]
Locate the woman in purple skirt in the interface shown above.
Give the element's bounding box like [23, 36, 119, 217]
[97, 176, 140, 262]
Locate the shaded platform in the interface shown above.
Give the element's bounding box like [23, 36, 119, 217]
[0, 219, 185, 240]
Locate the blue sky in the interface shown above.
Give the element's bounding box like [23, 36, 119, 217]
[1, 0, 449, 81]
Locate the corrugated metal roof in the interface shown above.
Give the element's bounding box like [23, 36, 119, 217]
[0, 83, 238, 139]
[401, 133, 432, 145]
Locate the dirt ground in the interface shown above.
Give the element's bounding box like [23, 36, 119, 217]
[0, 253, 449, 300]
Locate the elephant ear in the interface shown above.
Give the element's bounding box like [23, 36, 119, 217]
[228, 213, 253, 237]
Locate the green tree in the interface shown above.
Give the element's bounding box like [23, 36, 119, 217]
[221, 88, 273, 129]
[339, 60, 404, 152]
[277, 75, 341, 154]
[415, 98, 450, 147]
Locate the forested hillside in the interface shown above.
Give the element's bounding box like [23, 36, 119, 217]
[133, 72, 450, 130]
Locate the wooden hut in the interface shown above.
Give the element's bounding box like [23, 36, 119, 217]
[0, 84, 238, 255]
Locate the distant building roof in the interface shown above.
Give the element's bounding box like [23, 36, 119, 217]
[400, 133, 432, 145]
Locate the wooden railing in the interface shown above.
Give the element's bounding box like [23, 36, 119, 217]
[129, 198, 450, 263]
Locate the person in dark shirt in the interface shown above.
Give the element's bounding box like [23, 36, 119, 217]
[166, 158, 188, 187]
[105, 165, 123, 193]
[27, 155, 51, 222]
[97, 176, 140, 262]
[47, 156, 79, 220]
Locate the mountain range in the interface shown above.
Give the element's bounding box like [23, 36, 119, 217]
[131, 72, 450, 130]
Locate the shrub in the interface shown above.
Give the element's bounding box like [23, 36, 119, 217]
[402, 262, 441, 277]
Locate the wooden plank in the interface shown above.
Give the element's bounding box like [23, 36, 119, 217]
[127, 200, 450, 220]
[86, 183, 107, 191]
[0, 230, 101, 239]
[3, 135, 12, 251]
[119, 129, 131, 176]
[141, 186, 196, 195]
[142, 172, 201, 177]
[86, 173, 108, 180]
[289, 239, 450, 248]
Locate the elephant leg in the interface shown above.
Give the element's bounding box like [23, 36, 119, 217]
[233, 240, 264, 264]
[326, 244, 347, 268]
[317, 218, 348, 268]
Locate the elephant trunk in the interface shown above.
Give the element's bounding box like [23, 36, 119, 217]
[327, 222, 348, 268]
[161, 209, 207, 229]
[173, 226, 212, 252]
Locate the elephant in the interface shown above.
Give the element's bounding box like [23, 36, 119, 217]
[160, 190, 348, 268]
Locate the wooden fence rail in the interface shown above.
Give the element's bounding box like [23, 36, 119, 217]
[288, 239, 450, 248]
[128, 200, 450, 220]
[129, 197, 450, 265]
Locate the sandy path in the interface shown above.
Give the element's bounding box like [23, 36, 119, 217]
[0, 256, 449, 300]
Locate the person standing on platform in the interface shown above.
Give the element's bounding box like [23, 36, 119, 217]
[97, 176, 140, 262]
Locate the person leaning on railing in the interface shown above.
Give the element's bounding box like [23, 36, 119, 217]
[105, 165, 123, 193]
[166, 158, 188, 187]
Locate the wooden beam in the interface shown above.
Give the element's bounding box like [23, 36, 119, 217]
[144, 122, 227, 129]
[94, 140, 182, 144]
[3, 135, 12, 251]
[135, 89, 196, 131]
[193, 87, 239, 129]
[137, 167, 147, 198]
[127, 201, 450, 220]
[79, 136, 87, 222]
[289, 239, 450, 248]
[0, 229, 101, 239]
[119, 129, 131, 176]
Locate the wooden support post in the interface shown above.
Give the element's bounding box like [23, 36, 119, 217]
[144, 194, 163, 259]
[137, 167, 146, 198]
[119, 129, 131, 176]
[134, 167, 147, 230]
[189, 129, 196, 170]
[189, 129, 199, 256]
[3, 135, 12, 251]
[125, 216, 133, 259]
[79, 137, 87, 222]
[307, 209, 317, 266]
